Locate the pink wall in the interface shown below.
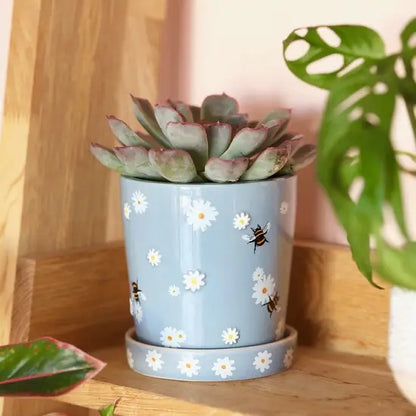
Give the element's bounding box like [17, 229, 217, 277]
[159, 0, 415, 244]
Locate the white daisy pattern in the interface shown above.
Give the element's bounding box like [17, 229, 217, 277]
[177, 355, 201, 378]
[212, 357, 236, 379]
[183, 270, 206, 292]
[124, 202, 131, 220]
[131, 190, 148, 214]
[127, 348, 134, 368]
[253, 350, 272, 373]
[160, 327, 186, 348]
[168, 285, 180, 296]
[145, 349, 164, 371]
[233, 212, 251, 230]
[221, 328, 239, 345]
[280, 201, 289, 215]
[185, 199, 219, 232]
[147, 249, 162, 267]
[283, 347, 294, 369]
[252, 274, 276, 305]
[275, 318, 285, 339]
[252, 267, 265, 281]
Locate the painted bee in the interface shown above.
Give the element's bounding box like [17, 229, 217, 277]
[132, 281, 142, 303]
[263, 293, 280, 317]
[242, 222, 271, 253]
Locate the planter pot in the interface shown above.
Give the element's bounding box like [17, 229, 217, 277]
[389, 287, 416, 404]
[121, 176, 298, 381]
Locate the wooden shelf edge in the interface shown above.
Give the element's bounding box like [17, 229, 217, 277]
[55, 345, 412, 416]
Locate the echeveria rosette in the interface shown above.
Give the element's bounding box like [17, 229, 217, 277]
[91, 93, 315, 183]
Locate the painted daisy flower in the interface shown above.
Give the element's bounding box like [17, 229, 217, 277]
[160, 327, 180, 347]
[233, 212, 251, 230]
[183, 270, 205, 292]
[127, 348, 134, 368]
[275, 318, 285, 339]
[177, 355, 201, 378]
[185, 199, 218, 232]
[221, 328, 239, 345]
[252, 267, 265, 281]
[145, 349, 164, 371]
[131, 190, 148, 214]
[253, 350, 272, 373]
[176, 329, 187, 344]
[280, 201, 289, 215]
[252, 275, 276, 305]
[212, 357, 236, 379]
[123, 202, 131, 220]
[168, 285, 180, 296]
[147, 249, 161, 266]
[283, 347, 294, 369]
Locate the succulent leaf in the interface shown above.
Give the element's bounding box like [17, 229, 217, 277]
[148, 149, 198, 183]
[204, 157, 249, 183]
[205, 123, 232, 158]
[260, 118, 289, 150]
[90, 143, 125, 173]
[114, 146, 163, 179]
[190, 105, 201, 122]
[222, 113, 249, 132]
[107, 116, 150, 148]
[130, 95, 171, 148]
[291, 144, 317, 171]
[154, 105, 184, 139]
[259, 109, 292, 126]
[166, 122, 208, 171]
[220, 126, 268, 160]
[274, 132, 304, 152]
[201, 94, 239, 121]
[241, 145, 291, 180]
[168, 101, 194, 122]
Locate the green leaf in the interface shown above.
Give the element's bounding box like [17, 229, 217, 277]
[114, 146, 163, 180]
[376, 240, 416, 290]
[204, 157, 249, 183]
[166, 122, 208, 171]
[222, 113, 248, 131]
[205, 123, 232, 158]
[168, 100, 194, 122]
[130, 95, 171, 148]
[283, 25, 386, 90]
[220, 127, 268, 160]
[201, 94, 239, 121]
[189, 105, 201, 122]
[107, 115, 152, 149]
[241, 145, 290, 180]
[0, 338, 105, 396]
[90, 143, 125, 174]
[154, 105, 184, 138]
[148, 149, 198, 183]
[99, 399, 119, 416]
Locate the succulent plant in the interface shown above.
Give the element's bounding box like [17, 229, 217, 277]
[90, 94, 315, 183]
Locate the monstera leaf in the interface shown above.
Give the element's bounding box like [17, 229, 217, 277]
[283, 19, 416, 289]
[0, 338, 105, 396]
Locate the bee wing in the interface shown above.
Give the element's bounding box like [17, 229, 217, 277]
[242, 234, 255, 243]
[264, 222, 271, 233]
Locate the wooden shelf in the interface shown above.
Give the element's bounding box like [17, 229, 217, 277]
[56, 345, 413, 415]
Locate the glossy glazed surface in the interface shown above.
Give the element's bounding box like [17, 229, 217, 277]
[121, 176, 297, 349]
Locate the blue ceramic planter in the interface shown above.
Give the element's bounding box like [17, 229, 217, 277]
[121, 176, 297, 380]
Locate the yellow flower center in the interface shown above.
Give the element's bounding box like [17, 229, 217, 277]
[167, 336, 172, 341]
[137, 201, 141, 205]
[221, 364, 227, 370]
[198, 213, 205, 219]
[262, 287, 267, 294]
[186, 363, 191, 369]
[152, 357, 156, 362]
[151, 256, 155, 261]
[261, 358, 265, 363]
[228, 334, 234, 339]
[178, 334, 182, 338]
[191, 279, 197, 285]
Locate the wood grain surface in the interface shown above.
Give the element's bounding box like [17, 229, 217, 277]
[56, 345, 413, 416]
